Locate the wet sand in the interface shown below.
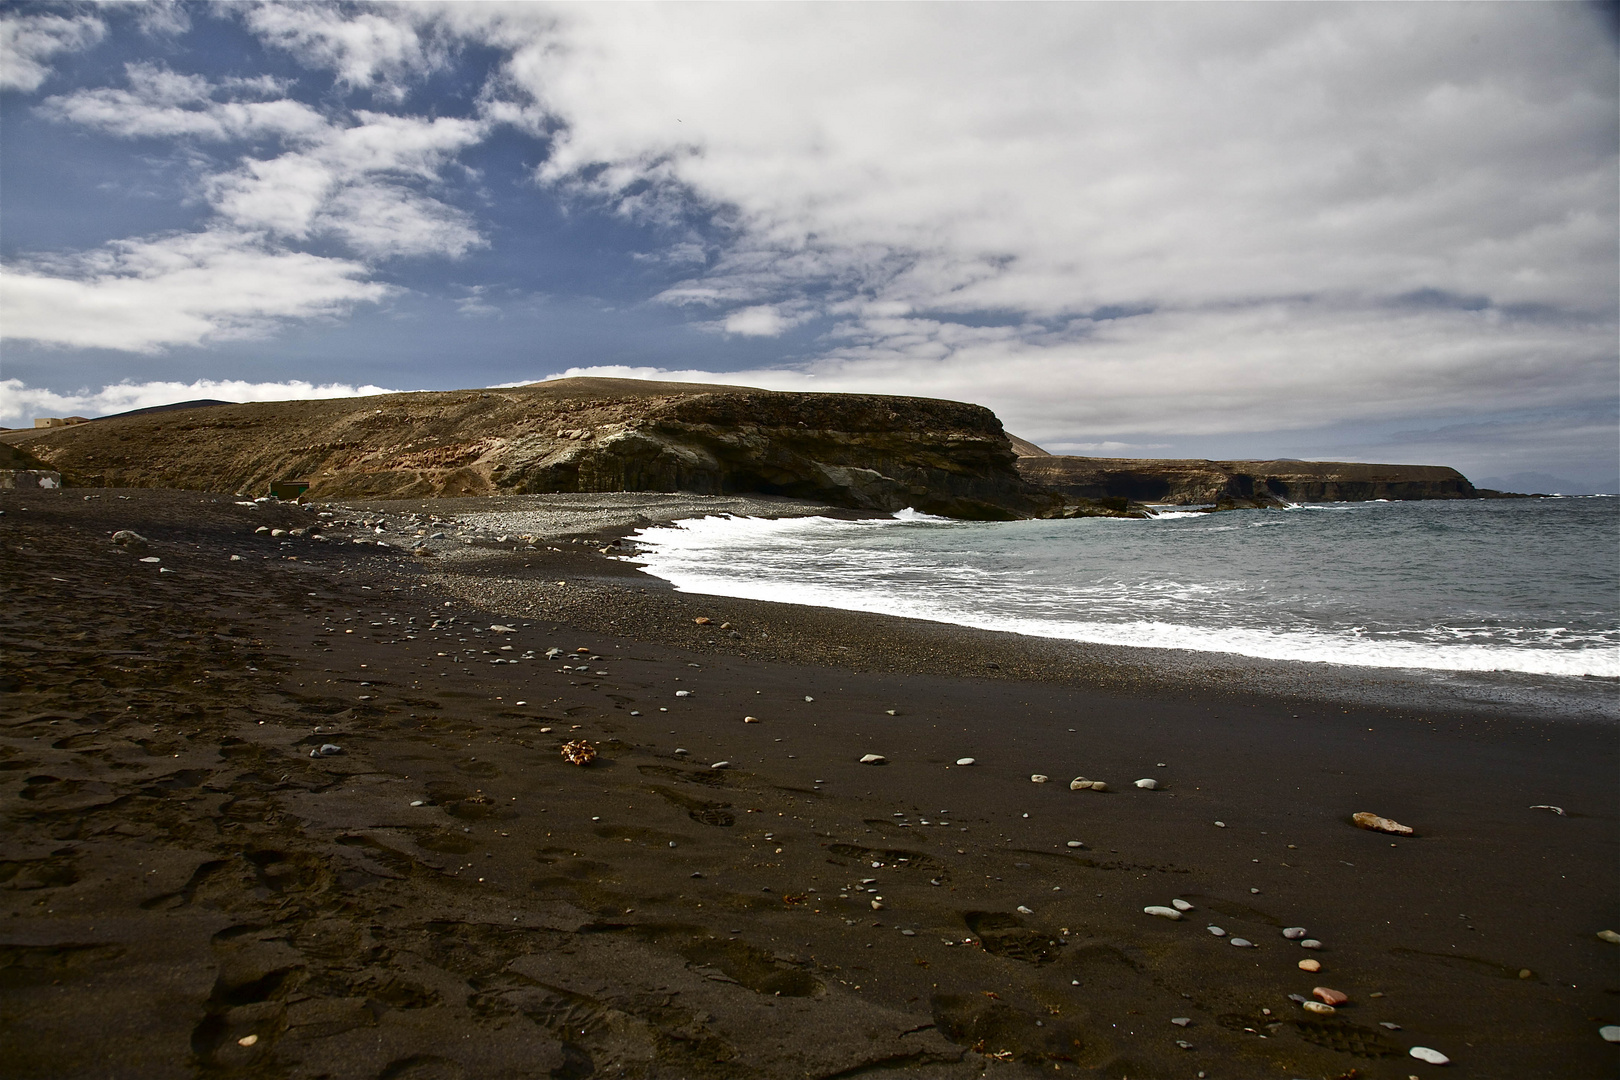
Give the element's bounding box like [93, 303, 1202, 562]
[2, 489, 1615, 1079]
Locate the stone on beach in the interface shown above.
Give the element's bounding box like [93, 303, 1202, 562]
[1171, 899, 1193, 911]
[743, 715, 760, 723]
[710, 761, 730, 770]
[1408, 1046, 1450, 1065]
[1300, 939, 1322, 950]
[1030, 774, 1049, 783]
[1066, 840, 1084, 848]
[1134, 778, 1159, 790]
[1599, 1025, 1620, 1043]
[1229, 938, 1253, 948]
[1352, 811, 1414, 835]
[1171, 1017, 1191, 1027]
[1302, 1001, 1335, 1015]
[1016, 905, 1033, 914]
[310, 743, 342, 757]
[1282, 926, 1307, 939]
[1597, 930, 1620, 944]
[560, 740, 597, 766]
[675, 690, 692, 697]
[956, 757, 976, 765]
[1298, 958, 1321, 972]
[860, 754, 887, 765]
[110, 530, 148, 547]
[1207, 926, 1226, 936]
[1312, 987, 1348, 1005]
[1143, 906, 1183, 920]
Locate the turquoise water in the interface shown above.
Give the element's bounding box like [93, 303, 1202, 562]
[630, 498, 1620, 680]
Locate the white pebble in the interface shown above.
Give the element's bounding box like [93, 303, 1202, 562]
[1408, 1047, 1450, 1065]
[1207, 925, 1226, 936]
[675, 690, 691, 697]
[710, 761, 730, 770]
[409, 800, 424, 807]
[1600, 1025, 1620, 1043]
[1300, 939, 1322, 950]
[1283, 927, 1307, 939]
[1230, 938, 1253, 948]
[1017, 905, 1033, 914]
[1143, 906, 1183, 920]
[1066, 840, 1084, 848]
[1214, 821, 1226, 827]
[804, 696, 814, 702]
[860, 754, 887, 765]
[956, 757, 976, 766]
[1030, 774, 1049, 783]
[1134, 778, 1159, 790]
[1171, 899, 1193, 911]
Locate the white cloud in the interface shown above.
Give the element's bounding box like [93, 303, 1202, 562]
[243, 2, 445, 99]
[0, 230, 389, 352]
[721, 305, 797, 337]
[0, 377, 395, 429]
[0, 11, 104, 93]
[40, 62, 327, 140]
[489, 3, 1614, 452]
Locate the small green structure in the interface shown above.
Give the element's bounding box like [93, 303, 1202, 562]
[269, 480, 310, 500]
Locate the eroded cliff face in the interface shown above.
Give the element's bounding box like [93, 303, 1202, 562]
[1016, 456, 1480, 504]
[4, 378, 1052, 520]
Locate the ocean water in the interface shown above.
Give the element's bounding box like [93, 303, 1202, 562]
[628, 497, 1620, 681]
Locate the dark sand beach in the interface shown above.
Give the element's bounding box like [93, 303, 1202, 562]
[2, 489, 1615, 1079]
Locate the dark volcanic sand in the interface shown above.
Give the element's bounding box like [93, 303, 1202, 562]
[2, 489, 1616, 1080]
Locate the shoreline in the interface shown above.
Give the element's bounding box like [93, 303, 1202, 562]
[381, 493, 1617, 725]
[3, 488, 1616, 1079]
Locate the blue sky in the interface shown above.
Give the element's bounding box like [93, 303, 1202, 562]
[2, 2, 1616, 490]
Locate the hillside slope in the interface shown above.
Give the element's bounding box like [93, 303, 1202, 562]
[2, 378, 1053, 520]
[1016, 455, 1480, 504]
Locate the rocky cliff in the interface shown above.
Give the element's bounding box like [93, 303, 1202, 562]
[1015, 455, 1482, 504]
[1, 378, 1056, 520]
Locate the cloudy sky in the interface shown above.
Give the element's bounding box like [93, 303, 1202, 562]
[2, 2, 1615, 488]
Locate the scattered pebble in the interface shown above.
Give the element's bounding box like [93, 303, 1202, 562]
[1298, 958, 1321, 973]
[804, 696, 814, 702]
[1600, 1025, 1620, 1043]
[694, 617, 711, 625]
[1017, 905, 1033, 914]
[1598, 930, 1620, 944]
[1066, 840, 1084, 848]
[1174, 1039, 1194, 1050]
[1171, 899, 1193, 912]
[1030, 774, 1049, 783]
[1207, 926, 1226, 937]
[237, 1034, 258, 1047]
[1313, 987, 1348, 1006]
[140, 556, 161, 564]
[310, 743, 342, 758]
[1380, 1021, 1401, 1030]
[409, 800, 425, 807]
[1143, 906, 1183, 920]
[1171, 1017, 1191, 1027]
[1408, 1046, 1450, 1065]
[900, 929, 915, 936]
[860, 754, 887, 765]
[1134, 778, 1159, 790]
[1213, 820, 1226, 827]
[1529, 804, 1565, 815]
[710, 761, 730, 770]
[1229, 938, 1253, 948]
[675, 690, 692, 698]
[956, 757, 976, 766]
[870, 900, 883, 910]
[1283, 927, 1307, 939]
[1352, 811, 1414, 836]
[1302, 1001, 1335, 1016]
[743, 715, 760, 723]
[1300, 939, 1323, 950]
